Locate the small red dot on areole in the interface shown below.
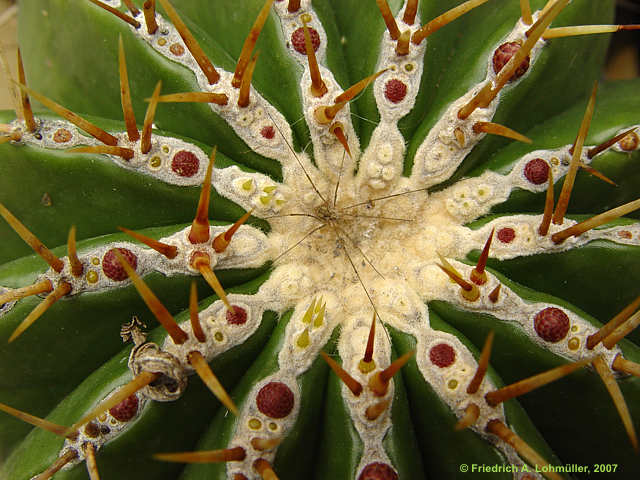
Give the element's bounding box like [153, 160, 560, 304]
[358, 462, 398, 480]
[171, 150, 200, 177]
[524, 158, 550, 185]
[169, 43, 185, 56]
[260, 125, 275, 139]
[102, 248, 137, 281]
[226, 306, 248, 325]
[384, 79, 408, 103]
[534, 307, 570, 343]
[429, 343, 456, 368]
[492, 42, 530, 81]
[109, 394, 139, 422]
[53, 128, 72, 143]
[291, 27, 320, 55]
[256, 382, 294, 418]
[497, 228, 516, 243]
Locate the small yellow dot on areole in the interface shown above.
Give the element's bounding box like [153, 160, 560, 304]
[242, 179, 254, 191]
[86, 270, 99, 283]
[162, 145, 170, 153]
[447, 379, 458, 389]
[91, 257, 100, 265]
[149, 156, 162, 168]
[263, 185, 277, 194]
[405, 63, 414, 72]
[248, 418, 262, 430]
[300, 13, 313, 23]
[268, 422, 278, 431]
[158, 38, 167, 46]
[571, 325, 579, 332]
[568, 337, 580, 350]
[214, 332, 224, 341]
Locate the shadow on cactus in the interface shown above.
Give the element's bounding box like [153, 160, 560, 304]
[1, 0, 640, 478]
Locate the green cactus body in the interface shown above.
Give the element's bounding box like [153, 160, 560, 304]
[0, 0, 639, 479]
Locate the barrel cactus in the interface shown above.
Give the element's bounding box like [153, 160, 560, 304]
[1, 0, 640, 478]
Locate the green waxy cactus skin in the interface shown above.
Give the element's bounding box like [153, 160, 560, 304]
[1, 0, 640, 479]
